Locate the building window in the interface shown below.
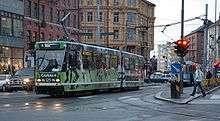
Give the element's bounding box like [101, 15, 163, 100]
[127, 0, 136, 6]
[73, 15, 77, 27]
[81, 12, 84, 21]
[99, 12, 103, 22]
[27, 30, 32, 42]
[99, 27, 105, 39]
[40, 5, 45, 20]
[49, 7, 53, 22]
[87, 30, 93, 39]
[34, 3, 38, 19]
[1, 17, 12, 36]
[33, 31, 38, 41]
[40, 32, 45, 40]
[114, 30, 119, 39]
[114, 0, 119, 5]
[67, 15, 70, 27]
[113, 12, 119, 22]
[127, 28, 135, 40]
[127, 12, 136, 22]
[87, 12, 93, 22]
[56, 9, 60, 23]
[13, 19, 23, 37]
[49, 34, 52, 40]
[79, 0, 84, 5]
[87, 0, 93, 5]
[26, 0, 31, 17]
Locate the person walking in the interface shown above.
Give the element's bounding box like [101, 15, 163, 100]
[206, 70, 212, 79]
[190, 65, 206, 97]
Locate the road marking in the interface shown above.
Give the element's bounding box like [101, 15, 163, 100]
[78, 95, 96, 99]
[190, 100, 220, 104]
[118, 96, 134, 100]
[210, 95, 220, 100]
[3, 104, 11, 107]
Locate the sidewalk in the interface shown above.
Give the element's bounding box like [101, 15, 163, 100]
[154, 84, 220, 104]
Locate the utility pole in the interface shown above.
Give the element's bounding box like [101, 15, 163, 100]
[38, 0, 40, 41]
[214, 0, 217, 58]
[203, 4, 208, 73]
[181, 0, 184, 40]
[77, 0, 80, 42]
[96, 0, 101, 45]
[125, 20, 128, 51]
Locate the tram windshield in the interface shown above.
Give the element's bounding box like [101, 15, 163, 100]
[36, 50, 65, 72]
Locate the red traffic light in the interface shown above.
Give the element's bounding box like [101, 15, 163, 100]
[174, 39, 190, 57]
[175, 39, 190, 48]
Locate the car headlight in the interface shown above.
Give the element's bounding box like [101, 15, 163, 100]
[23, 78, 30, 83]
[55, 79, 60, 82]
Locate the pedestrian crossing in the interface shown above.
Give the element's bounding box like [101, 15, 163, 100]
[189, 94, 220, 104]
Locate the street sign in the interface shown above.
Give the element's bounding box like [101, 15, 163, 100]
[171, 63, 182, 73]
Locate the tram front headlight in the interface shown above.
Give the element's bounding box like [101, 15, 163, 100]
[37, 79, 41, 82]
[52, 79, 55, 82]
[55, 79, 60, 82]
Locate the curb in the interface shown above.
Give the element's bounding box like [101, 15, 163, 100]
[154, 85, 220, 104]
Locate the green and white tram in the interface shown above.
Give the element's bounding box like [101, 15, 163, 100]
[35, 39, 145, 95]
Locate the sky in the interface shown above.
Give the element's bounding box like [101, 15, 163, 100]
[147, 0, 220, 56]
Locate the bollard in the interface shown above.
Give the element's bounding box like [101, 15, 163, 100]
[170, 80, 180, 98]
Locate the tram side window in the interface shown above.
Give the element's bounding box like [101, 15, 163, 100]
[135, 59, 140, 70]
[124, 57, 130, 70]
[82, 51, 93, 70]
[109, 55, 118, 69]
[94, 53, 107, 70]
[130, 58, 136, 71]
[69, 51, 80, 70]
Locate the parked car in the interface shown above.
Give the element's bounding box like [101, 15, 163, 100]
[145, 73, 169, 83]
[183, 72, 194, 87]
[6, 68, 34, 91]
[0, 74, 11, 92]
[161, 74, 176, 82]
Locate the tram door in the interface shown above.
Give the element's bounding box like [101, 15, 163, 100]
[65, 45, 81, 83]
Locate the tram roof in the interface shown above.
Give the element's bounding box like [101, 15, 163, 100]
[36, 40, 144, 58]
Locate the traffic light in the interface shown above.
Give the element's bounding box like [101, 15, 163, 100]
[174, 39, 190, 57]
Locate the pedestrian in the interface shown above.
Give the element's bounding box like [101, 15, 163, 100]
[206, 70, 212, 79]
[190, 65, 206, 97]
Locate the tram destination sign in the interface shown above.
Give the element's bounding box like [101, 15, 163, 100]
[38, 43, 65, 50]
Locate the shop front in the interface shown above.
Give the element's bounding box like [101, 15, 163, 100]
[0, 46, 23, 74]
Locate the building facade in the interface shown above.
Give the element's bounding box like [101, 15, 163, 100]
[184, 26, 205, 65]
[207, 19, 220, 68]
[80, 0, 155, 61]
[184, 21, 213, 65]
[157, 42, 178, 72]
[24, 0, 82, 67]
[0, 0, 24, 74]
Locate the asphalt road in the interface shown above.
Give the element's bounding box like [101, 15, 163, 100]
[0, 84, 220, 121]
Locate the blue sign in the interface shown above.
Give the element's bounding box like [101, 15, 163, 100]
[171, 63, 182, 73]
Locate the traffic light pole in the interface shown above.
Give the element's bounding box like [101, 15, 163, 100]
[179, 0, 184, 94]
[203, 4, 208, 74]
